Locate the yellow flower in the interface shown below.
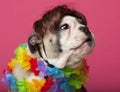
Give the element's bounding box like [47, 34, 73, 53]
[21, 55, 31, 70]
[32, 79, 46, 91]
[14, 44, 27, 58]
[25, 80, 38, 92]
[8, 58, 16, 70]
[21, 61, 31, 70]
[14, 45, 32, 71]
[24, 55, 32, 62]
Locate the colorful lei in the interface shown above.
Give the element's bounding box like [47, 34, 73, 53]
[2, 44, 89, 92]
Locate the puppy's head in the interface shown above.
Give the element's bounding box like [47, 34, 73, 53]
[28, 5, 95, 68]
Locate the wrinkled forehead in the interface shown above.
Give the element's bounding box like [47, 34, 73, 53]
[60, 16, 85, 27]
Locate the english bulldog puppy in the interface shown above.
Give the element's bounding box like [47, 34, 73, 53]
[9, 5, 95, 92]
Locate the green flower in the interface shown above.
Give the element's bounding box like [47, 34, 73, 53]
[61, 67, 80, 77]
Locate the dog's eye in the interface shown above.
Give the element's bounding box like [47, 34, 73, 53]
[60, 23, 69, 30]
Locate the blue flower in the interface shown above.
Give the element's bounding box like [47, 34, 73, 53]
[2, 71, 17, 92]
[60, 78, 74, 92]
[37, 61, 64, 78]
[47, 66, 64, 78]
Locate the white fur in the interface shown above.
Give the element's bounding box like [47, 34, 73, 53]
[12, 16, 95, 81]
[43, 16, 94, 68]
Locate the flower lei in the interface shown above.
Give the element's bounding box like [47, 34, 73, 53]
[2, 44, 89, 92]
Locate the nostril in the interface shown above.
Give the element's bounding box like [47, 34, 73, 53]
[79, 26, 91, 35]
[86, 37, 92, 41]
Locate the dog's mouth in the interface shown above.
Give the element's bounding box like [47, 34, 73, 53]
[71, 37, 92, 50]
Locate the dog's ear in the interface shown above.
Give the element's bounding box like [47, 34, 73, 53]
[28, 32, 42, 53]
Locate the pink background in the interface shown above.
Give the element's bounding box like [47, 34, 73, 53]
[0, 0, 120, 92]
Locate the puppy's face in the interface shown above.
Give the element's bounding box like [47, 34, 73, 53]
[28, 6, 95, 68]
[59, 16, 94, 54]
[42, 16, 94, 68]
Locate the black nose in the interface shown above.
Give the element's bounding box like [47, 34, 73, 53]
[79, 27, 92, 39]
[80, 26, 91, 36]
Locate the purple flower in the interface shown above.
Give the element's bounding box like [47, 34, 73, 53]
[37, 61, 64, 78]
[37, 61, 49, 76]
[49, 78, 63, 92]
